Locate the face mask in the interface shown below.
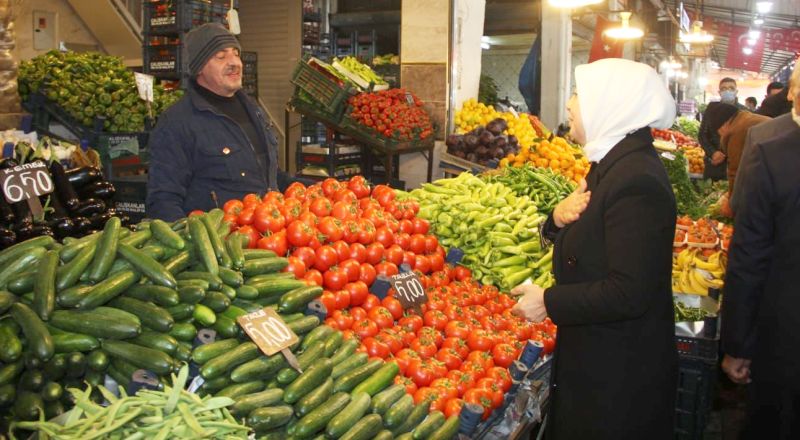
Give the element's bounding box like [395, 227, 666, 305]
[720, 90, 737, 103]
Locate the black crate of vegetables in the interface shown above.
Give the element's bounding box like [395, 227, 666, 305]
[0, 160, 129, 249]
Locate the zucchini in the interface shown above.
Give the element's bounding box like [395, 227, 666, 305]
[65, 351, 87, 378]
[169, 322, 197, 342]
[284, 358, 333, 404]
[192, 338, 241, 364]
[324, 331, 344, 357]
[231, 388, 284, 416]
[193, 303, 217, 327]
[101, 339, 174, 375]
[230, 353, 287, 383]
[55, 243, 96, 291]
[201, 290, 231, 313]
[242, 257, 288, 277]
[166, 303, 195, 321]
[294, 392, 351, 439]
[295, 377, 334, 417]
[427, 415, 460, 440]
[0, 290, 18, 313]
[56, 284, 93, 308]
[174, 342, 192, 363]
[130, 330, 179, 355]
[52, 332, 100, 353]
[333, 359, 383, 393]
[118, 243, 177, 288]
[330, 338, 360, 365]
[87, 216, 121, 282]
[124, 284, 180, 307]
[151, 219, 185, 249]
[331, 352, 369, 379]
[278, 285, 323, 314]
[301, 325, 335, 351]
[0, 324, 22, 362]
[10, 303, 53, 361]
[0, 359, 23, 386]
[326, 391, 372, 438]
[384, 394, 414, 429]
[412, 411, 445, 440]
[177, 285, 206, 304]
[371, 384, 406, 415]
[339, 413, 383, 440]
[216, 380, 265, 399]
[248, 405, 295, 433]
[41, 381, 63, 402]
[42, 355, 66, 381]
[200, 341, 260, 380]
[188, 216, 219, 276]
[109, 296, 174, 333]
[351, 361, 400, 397]
[201, 376, 231, 394]
[76, 270, 140, 309]
[14, 390, 44, 421]
[0, 383, 15, 407]
[218, 267, 244, 287]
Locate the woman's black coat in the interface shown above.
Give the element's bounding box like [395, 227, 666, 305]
[541, 128, 678, 439]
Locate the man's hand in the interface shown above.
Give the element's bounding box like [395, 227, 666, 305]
[711, 151, 727, 166]
[722, 354, 752, 384]
[553, 179, 591, 228]
[510, 284, 547, 323]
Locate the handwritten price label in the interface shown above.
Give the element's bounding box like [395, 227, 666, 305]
[237, 308, 299, 356]
[1, 161, 54, 204]
[390, 271, 428, 310]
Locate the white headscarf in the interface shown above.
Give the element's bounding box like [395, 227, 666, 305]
[575, 58, 676, 162]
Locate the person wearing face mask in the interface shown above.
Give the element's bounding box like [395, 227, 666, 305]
[720, 70, 800, 440]
[511, 59, 678, 439]
[699, 78, 749, 181]
[146, 23, 298, 221]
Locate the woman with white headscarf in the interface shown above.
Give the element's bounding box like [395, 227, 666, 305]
[512, 59, 678, 439]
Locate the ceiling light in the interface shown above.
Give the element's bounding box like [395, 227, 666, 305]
[756, 2, 773, 14]
[743, 47, 753, 55]
[753, 16, 764, 25]
[481, 36, 490, 43]
[481, 42, 491, 50]
[749, 29, 761, 40]
[547, 0, 602, 8]
[698, 77, 709, 87]
[604, 12, 644, 40]
[679, 21, 714, 44]
[747, 38, 757, 46]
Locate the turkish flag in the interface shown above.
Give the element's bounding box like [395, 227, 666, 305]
[725, 24, 765, 72]
[765, 28, 800, 52]
[588, 17, 624, 62]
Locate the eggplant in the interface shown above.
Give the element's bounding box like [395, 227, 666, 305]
[445, 134, 462, 148]
[73, 199, 106, 217]
[0, 158, 19, 170]
[492, 136, 508, 149]
[478, 131, 495, 146]
[16, 224, 53, 241]
[475, 146, 490, 158]
[0, 227, 16, 249]
[472, 126, 485, 136]
[486, 118, 508, 135]
[11, 199, 32, 228]
[492, 146, 505, 159]
[78, 181, 116, 201]
[464, 134, 479, 149]
[49, 161, 81, 211]
[72, 217, 92, 236]
[49, 217, 76, 240]
[89, 211, 116, 230]
[64, 167, 102, 188]
[507, 134, 519, 146]
[0, 197, 15, 225]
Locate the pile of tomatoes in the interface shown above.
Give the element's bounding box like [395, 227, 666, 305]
[651, 128, 698, 148]
[221, 177, 446, 299]
[348, 88, 434, 141]
[324, 265, 557, 421]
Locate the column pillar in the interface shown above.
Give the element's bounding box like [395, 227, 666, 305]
[539, 3, 572, 130]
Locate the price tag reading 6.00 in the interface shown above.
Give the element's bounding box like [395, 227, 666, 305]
[390, 271, 428, 310]
[237, 308, 299, 356]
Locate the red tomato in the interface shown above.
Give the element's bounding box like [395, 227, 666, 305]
[375, 261, 399, 277]
[413, 218, 430, 235]
[365, 243, 385, 265]
[453, 265, 472, 281]
[384, 245, 404, 266]
[395, 233, 411, 250]
[334, 189, 357, 204]
[333, 289, 351, 310]
[321, 178, 342, 197]
[399, 219, 415, 235]
[314, 245, 338, 272]
[345, 281, 369, 306]
[410, 338, 438, 359]
[467, 330, 494, 352]
[424, 235, 439, 254]
[417, 327, 444, 348]
[319, 291, 337, 313]
[357, 219, 376, 245]
[467, 351, 495, 371]
[347, 175, 371, 199]
[395, 375, 418, 395]
[414, 255, 431, 274]
[236, 207, 255, 225]
[435, 348, 464, 370]
[476, 379, 504, 409]
[431, 378, 459, 400]
[339, 259, 361, 282]
[367, 306, 395, 329]
[308, 197, 332, 217]
[381, 296, 404, 320]
[283, 256, 306, 278]
[292, 247, 316, 269]
[353, 319, 379, 339]
[423, 310, 448, 331]
[373, 226, 394, 248]
[332, 310, 354, 330]
[262, 191, 284, 205]
[323, 267, 348, 291]
[486, 367, 513, 392]
[444, 398, 465, 419]
[317, 217, 343, 243]
[222, 199, 243, 216]
[444, 321, 471, 339]
[407, 360, 436, 387]
[332, 201, 358, 221]
[348, 243, 367, 263]
[447, 370, 476, 397]
[428, 254, 445, 273]
[257, 232, 288, 256]
[409, 234, 427, 255]
[362, 336, 391, 358]
[304, 269, 323, 286]
[236, 225, 260, 249]
[242, 193, 260, 208]
[442, 337, 470, 359]
[463, 388, 493, 418]
[284, 182, 307, 200]
[253, 204, 285, 234]
[398, 315, 424, 333]
[297, 211, 318, 227]
[361, 294, 381, 312]
[358, 263, 377, 286]
[286, 220, 313, 247]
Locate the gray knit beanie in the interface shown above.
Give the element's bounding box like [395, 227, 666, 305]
[185, 23, 242, 76]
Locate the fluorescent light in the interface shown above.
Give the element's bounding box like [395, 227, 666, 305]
[698, 77, 709, 87]
[743, 47, 754, 55]
[481, 42, 491, 50]
[753, 16, 764, 25]
[604, 12, 644, 40]
[547, 0, 602, 8]
[481, 36, 490, 43]
[679, 21, 714, 44]
[747, 38, 757, 46]
[756, 2, 773, 14]
[749, 29, 761, 39]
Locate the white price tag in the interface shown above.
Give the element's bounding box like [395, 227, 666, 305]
[133, 72, 154, 103]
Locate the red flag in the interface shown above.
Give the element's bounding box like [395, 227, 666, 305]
[589, 17, 624, 62]
[765, 28, 800, 52]
[725, 24, 765, 72]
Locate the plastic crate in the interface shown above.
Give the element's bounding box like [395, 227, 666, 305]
[439, 151, 489, 174]
[110, 175, 148, 223]
[290, 91, 346, 127]
[144, 0, 231, 35]
[241, 51, 257, 64]
[290, 57, 353, 116]
[143, 43, 184, 79]
[675, 357, 716, 440]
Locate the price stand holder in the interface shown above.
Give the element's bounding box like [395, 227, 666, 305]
[238, 308, 303, 372]
[389, 271, 428, 312]
[2, 161, 55, 219]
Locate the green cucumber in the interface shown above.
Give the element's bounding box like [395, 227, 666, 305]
[0, 236, 53, 266]
[64, 352, 86, 379]
[333, 359, 383, 393]
[120, 228, 152, 247]
[86, 349, 109, 372]
[339, 413, 383, 440]
[427, 415, 460, 440]
[232, 298, 263, 312]
[236, 284, 259, 300]
[374, 430, 393, 440]
[247, 278, 307, 298]
[248, 405, 295, 433]
[124, 284, 180, 307]
[243, 258, 288, 277]
[324, 331, 344, 357]
[276, 342, 326, 384]
[32, 250, 58, 321]
[0, 246, 46, 289]
[10, 303, 53, 361]
[56, 244, 96, 292]
[384, 394, 414, 429]
[192, 338, 241, 364]
[245, 272, 296, 284]
[118, 243, 177, 288]
[87, 216, 121, 282]
[288, 315, 321, 335]
[218, 267, 244, 287]
[412, 410, 445, 440]
[294, 392, 351, 438]
[218, 284, 237, 300]
[7, 271, 34, 294]
[58, 233, 99, 263]
[56, 284, 93, 308]
[110, 296, 174, 333]
[301, 325, 335, 351]
[284, 358, 333, 404]
[174, 342, 192, 362]
[278, 285, 323, 313]
[188, 216, 219, 276]
[101, 339, 174, 375]
[351, 361, 399, 396]
[200, 341, 260, 380]
[331, 352, 369, 379]
[0, 290, 18, 314]
[14, 390, 44, 421]
[41, 381, 63, 402]
[201, 290, 231, 313]
[226, 233, 245, 269]
[193, 303, 217, 326]
[213, 315, 240, 339]
[163, 250, 192, 274]
[231, 353, 287, 383]
[178, 285, 206, 304]
[326, 391, 372, 438]
[242, 249, 277, 260]
[76, 270, 140, 309]
[371, 384, 406, 415]
[0, 324, 22, 362]
[201, 213, 227, 258]
[130, 330, 179, 355]
[231, 388, 284, 416]
[295, 377, 334, 417]
[391, 400, 431, 435]
[176, 271, 224, 290]
[169, 322, 197, 342]
[221, 305, 248, 320]
[330, 338, 360, 365]
[166, 303, 195, 321]
[151, 219, 185, 249]
[52, 332, 99, 353]
[0, 359, 23, 386]
[201, 376, 231, 393]
[42, 355, 66, 381]
[0, 383, 15, 407]
[216, 380, 265, 399]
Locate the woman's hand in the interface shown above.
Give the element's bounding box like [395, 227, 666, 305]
[510, 284, 548, 323]
[553, 179, 591, 228]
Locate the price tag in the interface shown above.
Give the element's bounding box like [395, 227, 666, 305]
[405, 92, 416, 106]
[237, 308, 303, 372]
[660, 151, 676, 161]
[1, 161, 54, 219]
[389, 271, 428, 310]
[133, 72, 154, 102]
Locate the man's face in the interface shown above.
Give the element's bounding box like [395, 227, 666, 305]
[719, 81, 737, 95]
[197, 47, 243, 97]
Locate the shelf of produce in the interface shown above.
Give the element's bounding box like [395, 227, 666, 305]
[143, 0, 233, 36]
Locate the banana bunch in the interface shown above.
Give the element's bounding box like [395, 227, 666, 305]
[672, 248, 726, 295]
[338, 56, 387, 85]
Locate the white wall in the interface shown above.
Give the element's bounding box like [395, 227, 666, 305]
[13, 0, 100, 61]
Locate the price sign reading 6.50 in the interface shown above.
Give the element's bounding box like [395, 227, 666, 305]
[2, 161, 54, 204]
[237, 308, 299, 356]
[390, 271, 428, 310]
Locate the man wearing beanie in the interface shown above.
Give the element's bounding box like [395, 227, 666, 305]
[146, 23, 294, 221]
